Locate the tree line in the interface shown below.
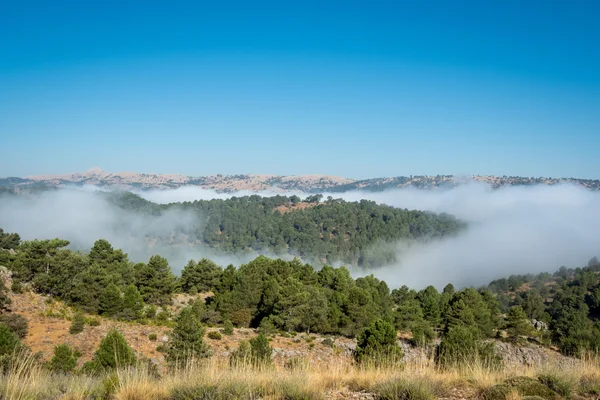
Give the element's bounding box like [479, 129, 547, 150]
[2, 228, 600, 371]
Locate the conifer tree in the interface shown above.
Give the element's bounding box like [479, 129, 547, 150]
[121, 284, 144, 320]
[166, 307, 210, 366]
[49, 344, 80, 373]
[99, 283, 123, 318]
[69, 311, 85, 335]
[93, 329, 136, 369]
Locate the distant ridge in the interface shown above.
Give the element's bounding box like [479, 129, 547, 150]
[1, 168, 599, 192]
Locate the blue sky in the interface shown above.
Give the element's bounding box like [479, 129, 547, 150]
[0, 0, 599, 179]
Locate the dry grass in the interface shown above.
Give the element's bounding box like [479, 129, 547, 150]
[2, 353, 600, 399]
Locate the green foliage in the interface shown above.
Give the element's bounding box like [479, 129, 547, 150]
[0, 323, 20, 356]
[506, 305, 535, 343]
[136, 255, 176, 306]
[121, 284, 144, 320]
[99, 283, 123, 318]
[436, 325, 501, 369]
[537, 374, 576, 398]
[0, 228, 20, 250]
[181, 258, 223, 293]
[207, 331, 222, 340]
[355, 319, 404, 366]
[10, 279, 23, 294]
[222, 319, 234, 335]
[148, 333, 157, 341]
[0, 313, 28, 338]
[69, 311, 85, 335]
[166, 307, 210, 366]
[229, 340, 252, 367]
[49, 343, 80, 373]
[92, 329, 136, 370]
[111, 193, 463, 267]
[373, 379, 438, 400]
[482, 377, 559, 400]
[0, 277, 11, 312]
[249, 333, 273, 366]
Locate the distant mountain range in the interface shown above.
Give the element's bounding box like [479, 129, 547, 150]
[1, 167, 599, 192]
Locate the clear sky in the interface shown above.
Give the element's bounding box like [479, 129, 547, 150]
[0, 0, 599, 179]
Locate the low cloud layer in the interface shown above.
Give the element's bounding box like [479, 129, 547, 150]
[1, 183, 599, 290]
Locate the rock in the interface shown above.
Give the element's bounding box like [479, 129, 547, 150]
[531, 319, 548, 331]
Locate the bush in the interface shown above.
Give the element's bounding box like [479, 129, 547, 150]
[222, 319, 234, 335]
[207, 331, 222, 340]
[0, 323, 20, 357]
[322, 337, 334, 347]
[250, 333, 272, 366]
[148, 333, 158, 341]
[11, 279, 23, 294]
[436, 325, 501, 369]
[145, 305, 157, 319]
[69, 311, 85, 335]
[86, 317, 101, 326]
[0, 277, 11, 312]
[0, 313, 28, 338]
[482, 377, 559, 400]
[373, 378, 437, 400]
[92, 329, 136, 370]
[537, 374, 575, 398]
[49, 343, 80, 373]
[258, 317, 277, 336]
[355, 319, 404, 367]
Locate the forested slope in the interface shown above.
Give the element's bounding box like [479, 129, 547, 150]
[107, 192, 464, 267]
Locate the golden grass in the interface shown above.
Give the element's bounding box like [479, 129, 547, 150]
[2, 353, 600, 399]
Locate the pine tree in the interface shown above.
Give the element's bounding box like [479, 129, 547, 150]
[69, 311, 85, 335]
[99, 283, 123, 318]
[121, 284, 144, 320]
[93, 329, 136, 369]
[249, 333, 272, 366]
[136, 255, 176, 306]
[506, 305, 535, 343]
[49, 344, 80, 373]
[355, 319, 404, 366]
[166, 307, 210, 366]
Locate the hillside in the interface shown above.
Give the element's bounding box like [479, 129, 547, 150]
[2, 167, 600, 192]
[2, 237, 600, 399]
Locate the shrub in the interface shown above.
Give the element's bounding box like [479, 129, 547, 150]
[250, 333, 272, 366]
[355, 319, 404, 367]
[207, 331, 222, 340]
[0, 313, 28, 338]
[69, 311, 85, 335]
[436, 325, 501, 369]
[373, 379, 437, 400]
[285, 357, 309, 371]
[0, 277, 11, 312]
[222, 319, 234, 335]
[11, 279, 23, 294]
[482, 377, 559, 400]
[93, 329, 136, 370]
[322, 337, 334, 347]
[258, 317, 277, 336]
[145, 304, 157, 319]
[230, 340, 252, 367]
[49, 343, 80, 373]
[148, 333, 158, 341]
[411, 322, 435, 347]
[537, 374, 575, 398]
[86, 317, 101, 326]
[0, 323, 20, 357]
